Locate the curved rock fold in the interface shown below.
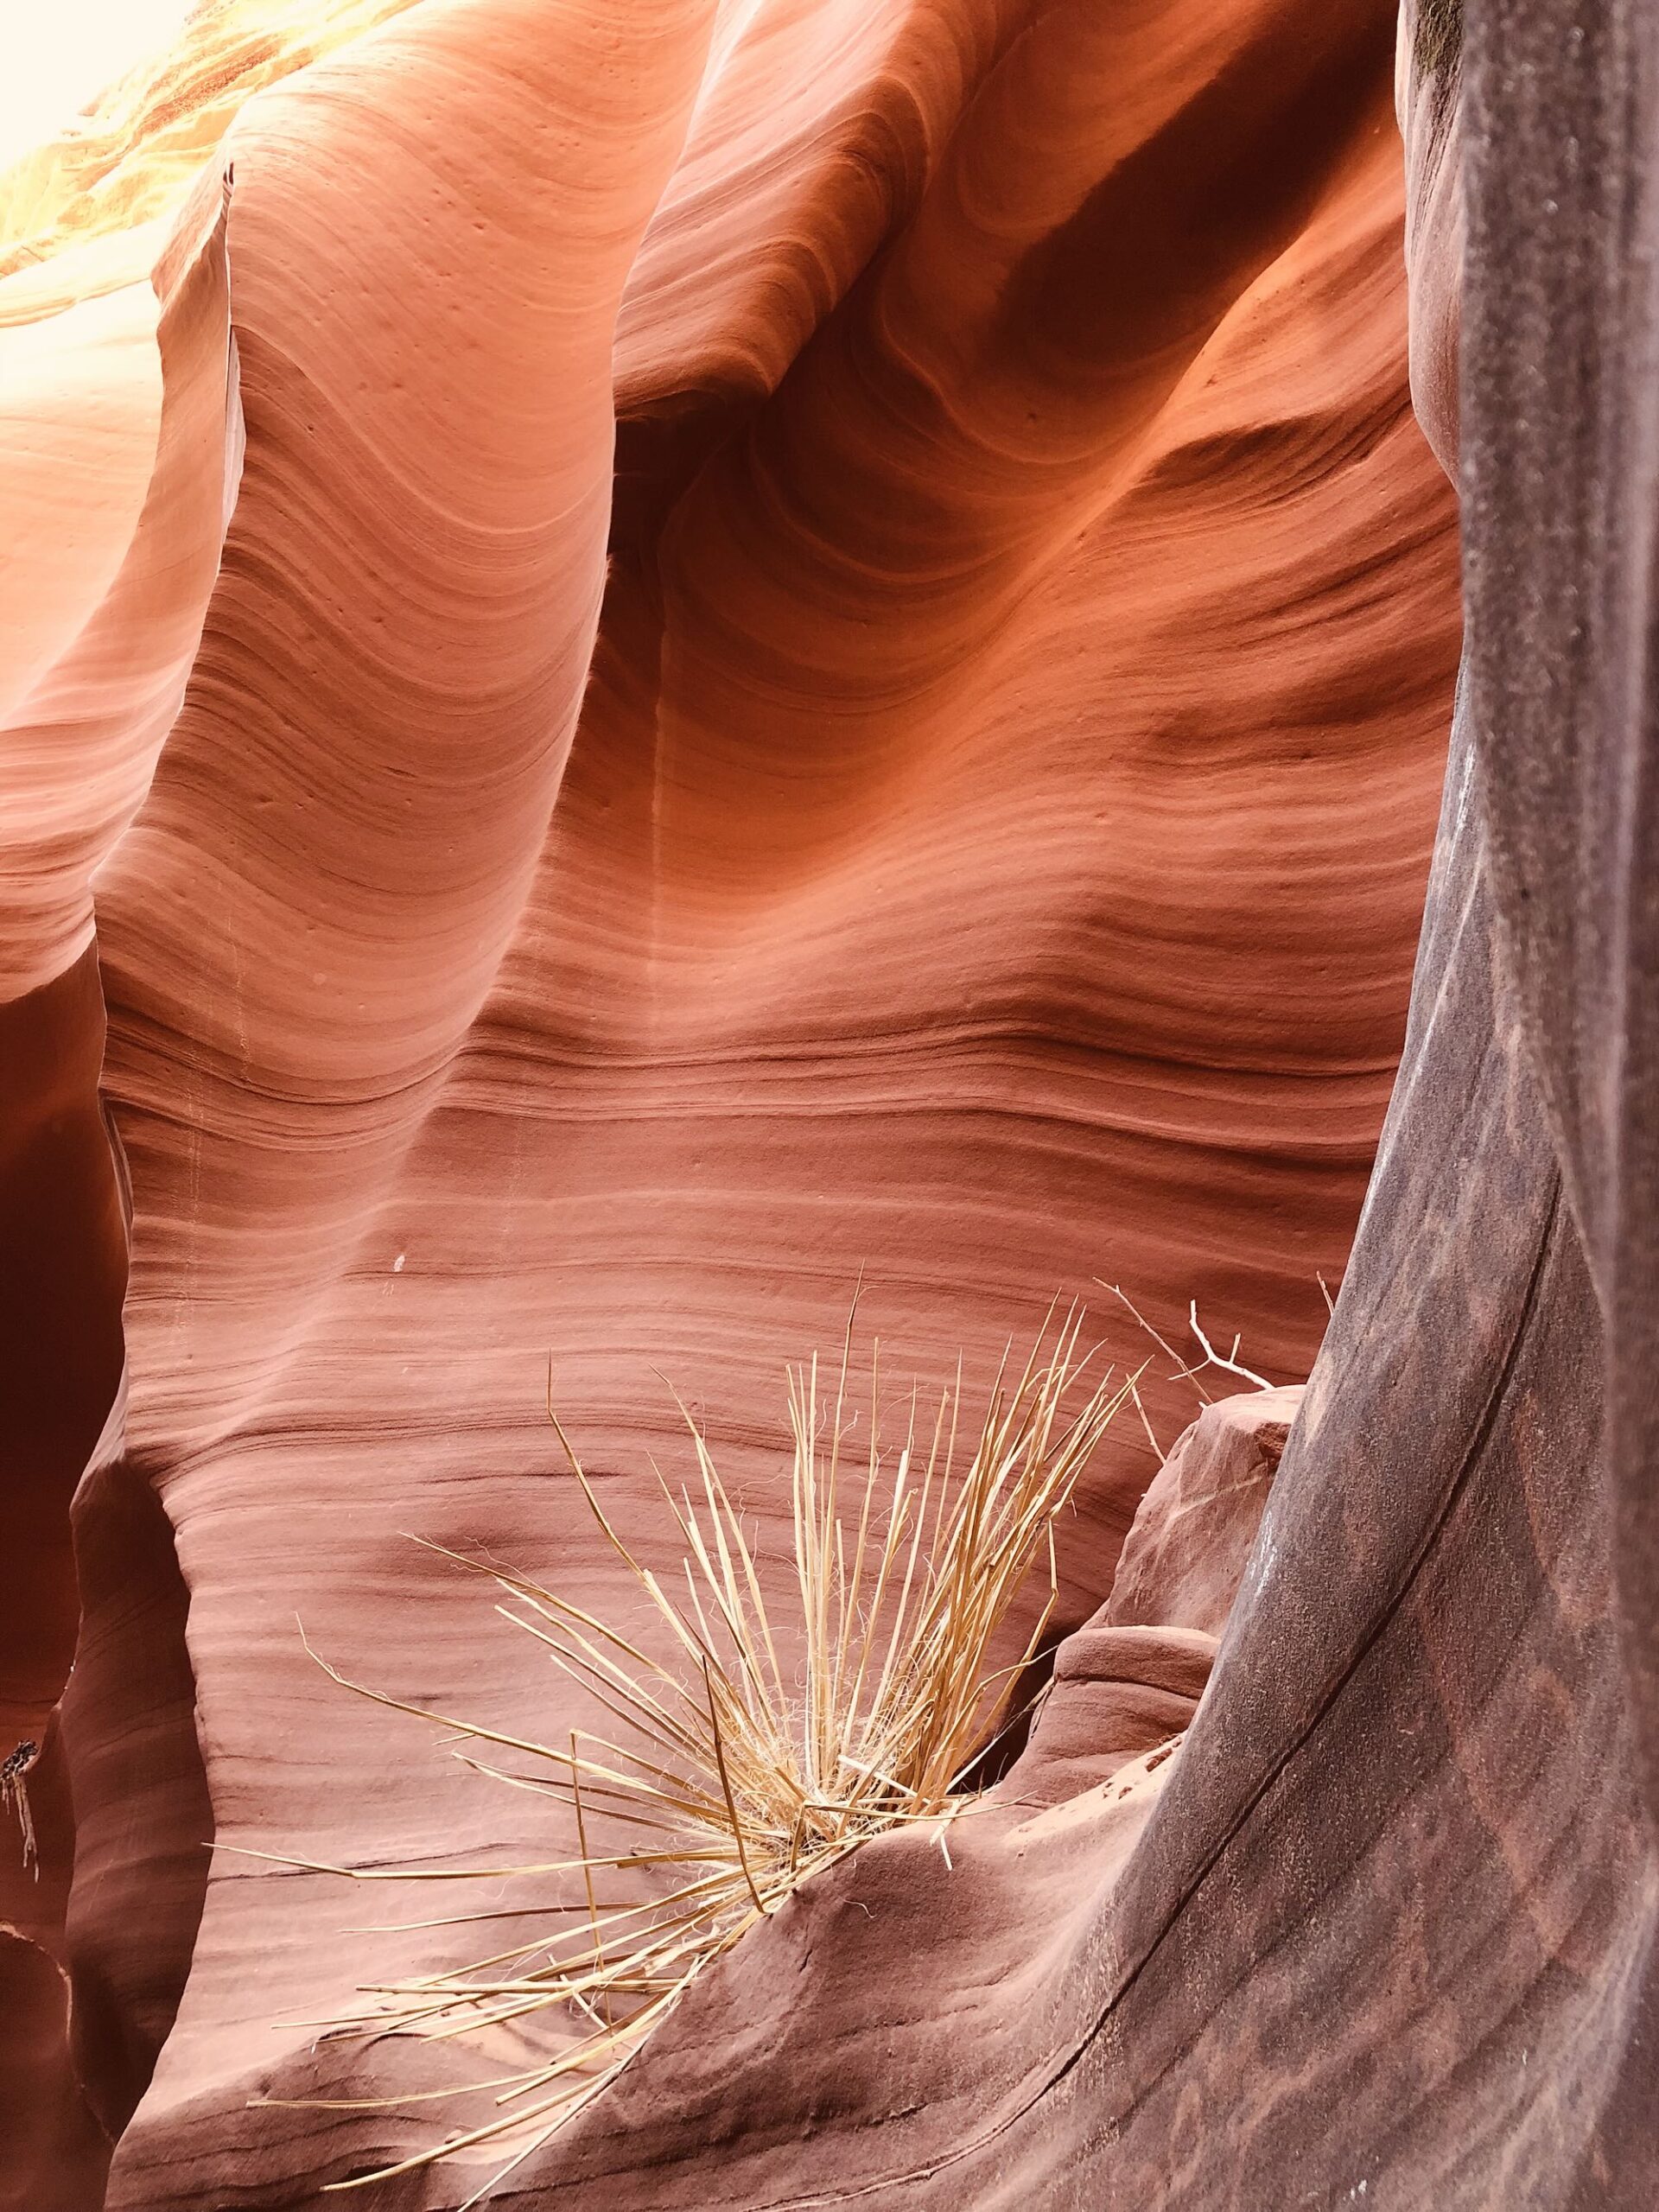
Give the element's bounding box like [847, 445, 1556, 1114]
[11, 0, 1650, 2206]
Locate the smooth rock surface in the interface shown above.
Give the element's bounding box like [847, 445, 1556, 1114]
[0, 0, 1555, 2205]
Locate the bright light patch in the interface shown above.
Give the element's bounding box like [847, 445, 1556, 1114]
[0, 1, 195, 173]
[0, 0, 424, 289]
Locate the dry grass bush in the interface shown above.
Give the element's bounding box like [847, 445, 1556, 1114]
[270, 1306, 1134, 2202]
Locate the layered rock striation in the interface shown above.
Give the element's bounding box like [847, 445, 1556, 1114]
[0, 0, 1521, 2204]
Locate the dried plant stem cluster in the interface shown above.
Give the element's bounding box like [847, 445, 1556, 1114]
[289, 1310, 1130, 2201]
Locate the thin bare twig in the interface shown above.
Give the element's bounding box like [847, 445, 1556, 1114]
[1183, 1300, 1274, 1392]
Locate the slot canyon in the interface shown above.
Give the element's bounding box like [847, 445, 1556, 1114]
[1, 1, 1655, 2205]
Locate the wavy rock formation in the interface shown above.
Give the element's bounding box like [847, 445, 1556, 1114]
[487, 10, 1659, 2203]
[1103, 1385, 1301, 1641]
[0, 155, 238, 2209]
[0, 0, 1498, 2203]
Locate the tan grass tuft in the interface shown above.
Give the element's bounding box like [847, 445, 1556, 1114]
[270, 1305, 1132, 2202]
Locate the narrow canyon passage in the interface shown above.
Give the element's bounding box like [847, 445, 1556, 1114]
[13, 1, 1653, 2207]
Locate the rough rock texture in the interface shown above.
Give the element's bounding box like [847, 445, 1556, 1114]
[1104, 1384, 1300, 1637]
[997, 1387, 1298, 1808]
[1005, 1624, 1217, 1810]
[25, 0, 1656, 2203]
